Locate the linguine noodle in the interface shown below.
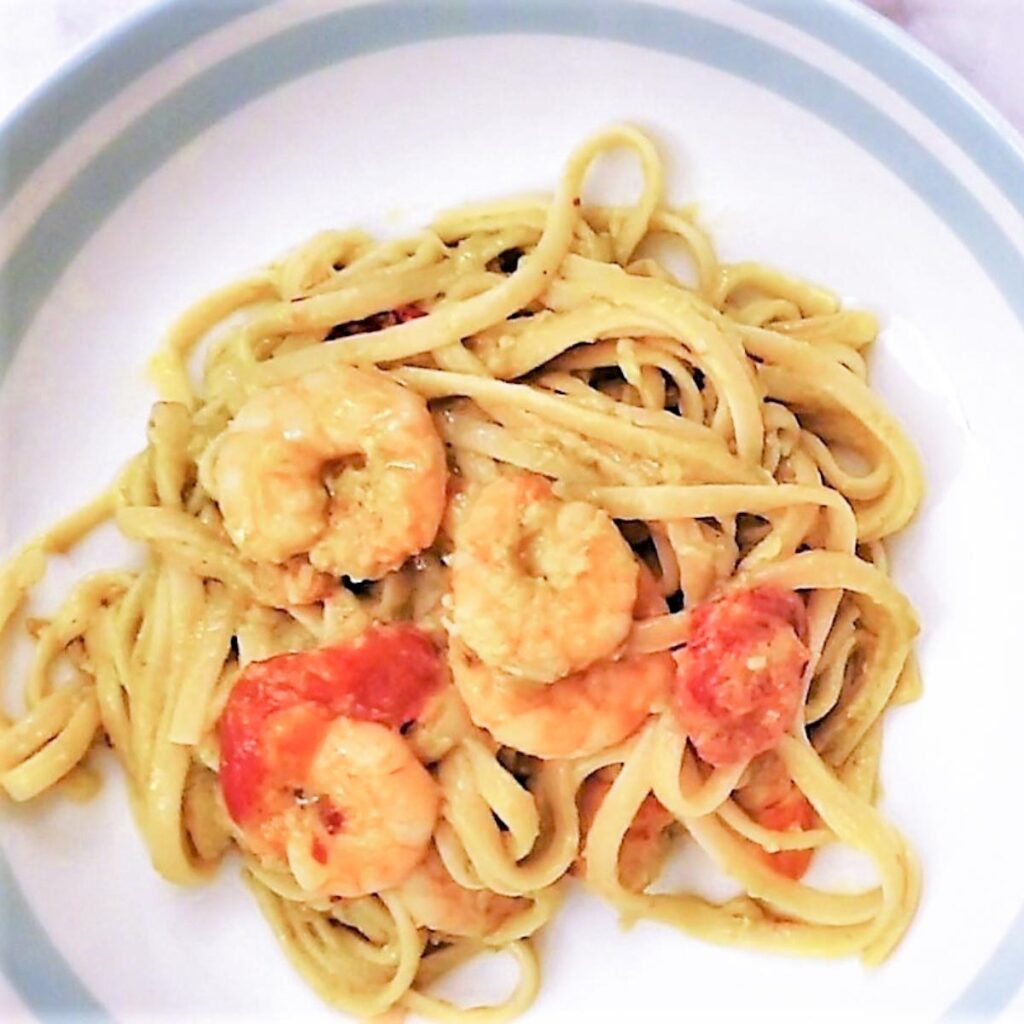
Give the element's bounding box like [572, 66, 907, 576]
[0, 126, 922, 1021]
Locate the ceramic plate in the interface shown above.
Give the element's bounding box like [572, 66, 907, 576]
[2, 1, 1024, 1021]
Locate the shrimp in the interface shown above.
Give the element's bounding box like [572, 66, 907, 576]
[735, 751, 817, 880]
[575, 767, 676, 892]
[249, 555, 337, 607]
[672, 587, 809, 767]
[219, 624, 443, 897]
[205, 365, 446, 581]
[448, 641, 671, 760]
[451, 474, 638, 683]
[392, 846, 524, 938]
[449, 558, 671, 759]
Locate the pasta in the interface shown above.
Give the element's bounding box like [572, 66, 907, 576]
[0, 126, 923, 1021]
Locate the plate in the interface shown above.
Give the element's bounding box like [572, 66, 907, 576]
[2, 1, 1024, 1021]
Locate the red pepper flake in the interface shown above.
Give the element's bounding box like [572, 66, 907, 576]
[325, 304, 425, 339]
[394, 304, 426, 322]
[318, 799, 345, 836]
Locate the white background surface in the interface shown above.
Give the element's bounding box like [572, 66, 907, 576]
[2, 1, 1024, 1022]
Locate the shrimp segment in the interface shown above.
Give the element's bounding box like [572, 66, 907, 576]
[452, 474, 638, 682]
[219, 625, 443, 897]
[673, 588, 809, 767]
[576, 767, 676, 892]
[736, 752, 817, 880]
[449, 640, 671, 760]
[393, 846, 523, 938]
[278, 713, 438, 896]
[207, 365, 446, 581]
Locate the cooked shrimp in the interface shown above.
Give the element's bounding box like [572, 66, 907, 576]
[393, 846, 523, 938]
[450, 565, 671, 758]
[452, 474, 638, 682]
[219, 625, 443, 897]
[402, 680, 474, 765]
[575, 767, 676, 891]
[673, 587, 809, 767]
[449, 640, 671, 760]
[735, 751, 817, 880]
[206, 365, 446, 581]
[249, 555, 337, 608]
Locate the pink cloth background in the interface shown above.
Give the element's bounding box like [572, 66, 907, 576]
[867, 0, 1024, 130]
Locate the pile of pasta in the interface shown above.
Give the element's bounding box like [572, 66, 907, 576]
[0, 126, 922, 1022]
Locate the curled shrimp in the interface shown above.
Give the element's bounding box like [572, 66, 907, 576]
[219, 625, 443, 897]
[205, 365, 446, 581]
[451, 474, 638, 682]
[450, 551, 672, 759]
[448, 642, 671, 760]
[392, 846, 524, 938]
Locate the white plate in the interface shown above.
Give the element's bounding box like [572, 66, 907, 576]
[3, 1, 1024, 1021]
